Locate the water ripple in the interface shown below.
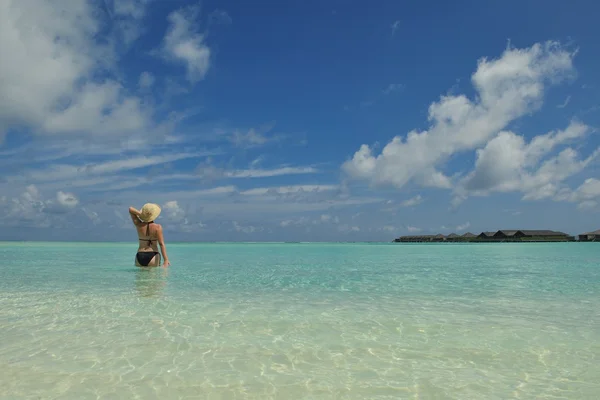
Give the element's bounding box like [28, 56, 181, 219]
[1, 242, 599, 398]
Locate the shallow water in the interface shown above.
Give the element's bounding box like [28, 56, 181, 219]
[1, 242, 599, 399]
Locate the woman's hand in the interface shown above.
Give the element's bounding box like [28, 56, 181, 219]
[163, 259, 171, 267]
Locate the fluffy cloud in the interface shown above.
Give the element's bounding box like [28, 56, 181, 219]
[162, 5, 211, 83]
[342, 41, 576, 192]
[163, 200, 186, 222]
[110, 0, 151, 46]
[555, 178, 600, 210]
[0, 0, 155, 142]
[0, 185, 80, 226]
[159, 200, 207, 232]
[456, 121, 598, 201]
[56, 191, 79, 208]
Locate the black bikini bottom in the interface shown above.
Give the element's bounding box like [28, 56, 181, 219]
[136, 251, 159, 266]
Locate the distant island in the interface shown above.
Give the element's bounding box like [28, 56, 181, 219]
[393, 229, 600, 243]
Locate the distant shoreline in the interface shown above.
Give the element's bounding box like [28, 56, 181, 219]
[393, 229, 600, 243]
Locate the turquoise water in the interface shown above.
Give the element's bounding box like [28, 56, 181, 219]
[1, 242, 599, 399]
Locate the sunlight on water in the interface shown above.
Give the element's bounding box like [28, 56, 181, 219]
[1, 242, 599, 399]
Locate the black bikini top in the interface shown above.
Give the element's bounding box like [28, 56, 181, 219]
[139, 221, 154, 245]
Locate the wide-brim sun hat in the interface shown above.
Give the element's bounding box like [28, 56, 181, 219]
[139, 203, 161, 222]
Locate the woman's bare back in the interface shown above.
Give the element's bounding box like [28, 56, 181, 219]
[136, 222, 161, 252]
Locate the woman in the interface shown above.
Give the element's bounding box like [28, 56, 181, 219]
[128, 203, 170, 267]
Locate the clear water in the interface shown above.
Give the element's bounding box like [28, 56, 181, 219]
[1, 242, 599, 399]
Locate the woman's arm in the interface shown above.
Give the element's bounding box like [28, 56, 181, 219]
[128, 207, 141, 226]
[157, 224, 170, 267]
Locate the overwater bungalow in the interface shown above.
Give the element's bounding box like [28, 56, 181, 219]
[393, 234, 437, 242]
[578, 229, 600, 242]
[478, 232, 496, 239]
[394, 229, 576, 243]
[492, 230, 574, 241]
[432, 234, 446, 242]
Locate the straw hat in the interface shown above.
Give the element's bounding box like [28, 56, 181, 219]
[139, 203, 161, 222]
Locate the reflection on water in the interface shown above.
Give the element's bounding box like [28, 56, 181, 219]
[133, 267, 168, 298]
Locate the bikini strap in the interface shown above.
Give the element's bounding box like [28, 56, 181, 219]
[146, 221, 153, 244]
[138, 221, 154, 244]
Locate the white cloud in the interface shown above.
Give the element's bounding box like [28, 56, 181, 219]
[113, 0, 147, 19]
[230, 128, 270, 147]
[228, 124, 286, 148]
[240, 185, 339, 196]
[380, 194, 423, 212]
[10, 153, 207, 184]
[111, 0, 151, 45]
[279, 217, 310, 227]
[319, 214, 339, 224]
[162, 6, 211, 84]
[572, 178, 600, 201]
[280, 214, 339, 228]
[227, 167, 319, 178]
[138, 71, 155, 89]
[194, 161, 319, 183]
[163, 200, 186, 222]
[106, 183, 381, 221]
[0, 185, 81, 226]
[401, 194, 423, 207]
[56, 191, 79, 208]
[342, 41, 576, 191]
[81, 207, 101, 225]
[406, 226, 421, 233]
[3, 185, 48, 226]
[577, 200, 597, 210]
[232, 221, 262, 234]
[320, 214, 332, 223]
[555, 178, 600, 209]
[557, 95, 571, 108]
[161, 200, 205, 231]
[0, 0, 154, 142]
[457, 121, 597, 200]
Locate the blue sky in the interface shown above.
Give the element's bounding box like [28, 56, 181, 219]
[1, 0, 599, 241]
